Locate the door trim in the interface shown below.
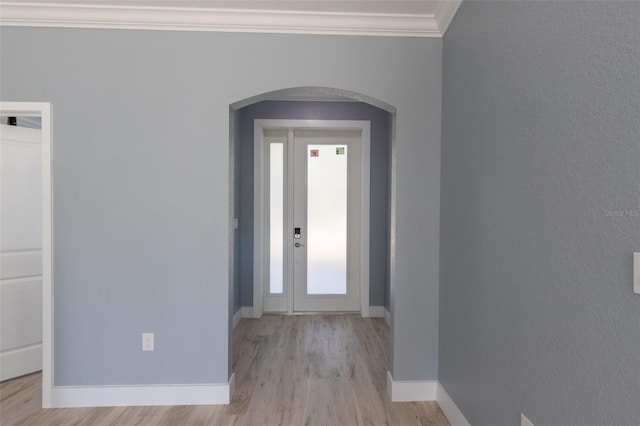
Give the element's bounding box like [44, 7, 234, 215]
[0, 102, 52, 407]
[253, 119, 370, 317]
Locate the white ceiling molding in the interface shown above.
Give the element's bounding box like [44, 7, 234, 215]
[0, 1, 463, 37]
[434, 0, 462, 35]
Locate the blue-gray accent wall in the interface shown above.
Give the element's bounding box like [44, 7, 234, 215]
[235, 100, 392, 311]
[440, 1, 640, 425]
[1, 27, 442, 385]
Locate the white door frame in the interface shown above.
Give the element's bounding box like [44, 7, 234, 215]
[0, 102, 52, 407]
[253, 119, 370, 317]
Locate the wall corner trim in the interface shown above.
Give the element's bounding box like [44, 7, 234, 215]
[50, 373, 236, 407]
[386, 372, 470, 426]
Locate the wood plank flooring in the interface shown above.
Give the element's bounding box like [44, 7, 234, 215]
[1, 315, 449, 425]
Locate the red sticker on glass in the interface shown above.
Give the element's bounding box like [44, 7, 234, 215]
[310, 149, 319, 157]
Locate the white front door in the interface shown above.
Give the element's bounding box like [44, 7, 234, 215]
[291, 130, 361, 311]
[0, 123, 43, 381]
[261, 125, 365, 313]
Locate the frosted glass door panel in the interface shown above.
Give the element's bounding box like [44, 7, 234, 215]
[306, 144, 348, 295]
[269, 142, 284, 294]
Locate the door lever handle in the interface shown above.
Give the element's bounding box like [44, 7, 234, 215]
[294, 242, 305, 248]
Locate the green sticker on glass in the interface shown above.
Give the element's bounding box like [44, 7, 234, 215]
[336, 147, 345, 155]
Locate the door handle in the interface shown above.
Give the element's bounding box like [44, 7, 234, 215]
[295, 242, 305, 248]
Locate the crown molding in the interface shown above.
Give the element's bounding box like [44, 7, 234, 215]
[0, 1, 463, 37]
[434, 0, 463, 35]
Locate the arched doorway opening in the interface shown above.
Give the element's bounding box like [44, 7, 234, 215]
[227, 87, 397, 409]
[229, 87, 395, 319]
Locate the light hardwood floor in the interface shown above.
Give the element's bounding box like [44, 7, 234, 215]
[1, 315, 449, 425]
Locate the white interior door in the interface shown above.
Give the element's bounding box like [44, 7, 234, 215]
[262, 127, 362, 313]
[0, 123, 43, 381]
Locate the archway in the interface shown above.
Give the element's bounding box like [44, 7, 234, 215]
[228, 87, 397, 397]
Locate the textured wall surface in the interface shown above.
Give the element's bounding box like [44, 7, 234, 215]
[440, 1, 640, 425]
[236, 100, 392, 310]
[1, 27, 442, 385]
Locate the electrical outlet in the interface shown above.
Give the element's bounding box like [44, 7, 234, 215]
[142, 333, 154, 351]
[521, 413, 534, 426]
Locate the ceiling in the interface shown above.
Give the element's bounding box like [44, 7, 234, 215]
[0, 0, 463, 37]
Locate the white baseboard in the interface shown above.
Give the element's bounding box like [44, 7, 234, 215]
[368, 305, 385, 318]
[368, 305, 391, 326]
[232, 308, 242, 330]
[0, 343, 42, 382]
[437, 382, 470, 426]
[233, 307, 254, 329]
[386, 372, 469, 426]
[228, 370, 236, 402]
[50, 372, 235, 408]
[386, 371, 437, 401]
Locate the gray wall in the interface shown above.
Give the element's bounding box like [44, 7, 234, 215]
[236, 100, 391, 310]
[440, 2, 640, 425]
[1, 27, 442, 385]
